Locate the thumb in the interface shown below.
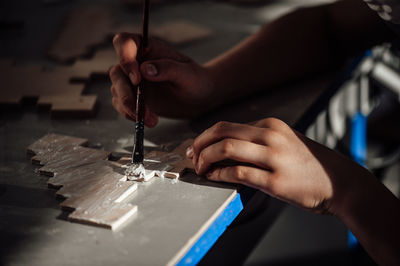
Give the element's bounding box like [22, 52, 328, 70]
[140, 59, 190, 83]
[113, 33, 142, 86]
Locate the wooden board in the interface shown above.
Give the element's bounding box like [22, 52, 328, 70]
[0, 60, 98, 118]
[47, 4, 213, 63]
[47, 6, 138, 64]
[47, 6, 114, 63]
[54, 49, 117, 82]
[151, 20, 213, 45]
[27, 133, 194, 230]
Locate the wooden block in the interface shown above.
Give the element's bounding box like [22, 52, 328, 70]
[47, 6, 114, 63]
[27, 134, 195, 230]
[28, 134, 137, 230]
[0, 61, 97, 118]
[27, 133, 88, 157]
[50, 95, 98, 119]
[53, 49, 117, 81]
[38, 146, 110, 176]
[151, 20, 213, 45]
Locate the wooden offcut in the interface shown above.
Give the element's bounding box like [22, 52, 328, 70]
[27, 133, 194, 230]
[0, 48, 118, 118]
[47, 3, 213, 63]
[151, 20, 213, 45]
[48, 6, 114, 63]
[0, 60, 99, 118]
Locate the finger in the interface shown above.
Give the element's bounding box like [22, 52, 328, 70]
[207, 165, 273, 193]
[144, 105, 158, 128]
[112, 33, 142, 85]
[112, 97, 136, 121]
[140, 59, 192, 83]
[110, 85, 116, 97]
[192, 121, 277, 164]
[110, 65, 137, 118]
[110, 65, 159, 127]
[112, 95, 158, 127]
[196, 138, 272, 175]
[252, 117, 289, 131]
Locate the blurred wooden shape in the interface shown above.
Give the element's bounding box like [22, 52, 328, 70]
[151, 20, 213, 45]
[48, 6, 114, 63]
[0, 59, 99, 118]
[27, 134, 194, 230]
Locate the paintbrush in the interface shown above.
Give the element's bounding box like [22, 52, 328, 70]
[128, 0, 150, 179]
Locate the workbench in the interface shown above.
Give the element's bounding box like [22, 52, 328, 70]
[0, 1, 349, 265]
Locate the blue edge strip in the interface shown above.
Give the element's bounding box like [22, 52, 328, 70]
[177, 193, 244, 266]
[348, 112, 367, 249]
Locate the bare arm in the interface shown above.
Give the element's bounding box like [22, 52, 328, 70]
[110, 0, 394, 120]
[205, 0, 395, 107]
[338, 170, 400, 266]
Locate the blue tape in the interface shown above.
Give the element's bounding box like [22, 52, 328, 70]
[348, 111, 367, 249]
[177, 193, 244, 266]
[350, 112, 367, 167]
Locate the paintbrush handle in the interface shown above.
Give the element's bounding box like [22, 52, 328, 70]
[133, 84, 145, 163]
[142, 0, 150, 49]
[132, 0, 150, 164]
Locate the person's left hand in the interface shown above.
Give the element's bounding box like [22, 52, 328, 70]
[186, 118, 370, 215]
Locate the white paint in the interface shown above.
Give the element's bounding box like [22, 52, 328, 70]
[121, 168, 179, 182]
[124, 163, 146, 181]
[111, 205, 138, 231]
[114, 183, 138, 203]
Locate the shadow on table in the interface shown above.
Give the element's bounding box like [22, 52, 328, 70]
[246, 248, 377, 266]
[0, 184, 60, 266]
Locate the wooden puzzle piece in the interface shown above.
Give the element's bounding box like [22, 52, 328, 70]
[0, 59, 100, 118]
[48, 6, 114, 63]
[28, 134, 137, 230]
[47, 2, 213, 63]
[151, 21, 213, 45]
[54, 49, 117, 81]
[113, 21, 213, 46]
[47, 6, 138, 64]
[44, 95, 98, 119]
[27, 133, 88, 157]
[27, 133, 194, 230]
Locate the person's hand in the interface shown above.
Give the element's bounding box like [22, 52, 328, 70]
[186, 118, 374, 215]
[109, 32, 215, 127]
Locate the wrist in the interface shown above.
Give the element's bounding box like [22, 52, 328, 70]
[330, 163, 379, 220]
[200, 63, 224, 110]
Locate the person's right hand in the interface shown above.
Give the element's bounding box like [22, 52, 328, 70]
[109, 32, 215, 127]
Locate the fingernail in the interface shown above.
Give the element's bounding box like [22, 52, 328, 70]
[129, 72, 138, 85]
[145, 64, 157, 76]
[196, 157, 203, 173]
[186, 146, 194, 158]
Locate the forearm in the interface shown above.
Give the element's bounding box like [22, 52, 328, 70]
[337, 169, 400, 266]
[204, 0, 393, 107]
